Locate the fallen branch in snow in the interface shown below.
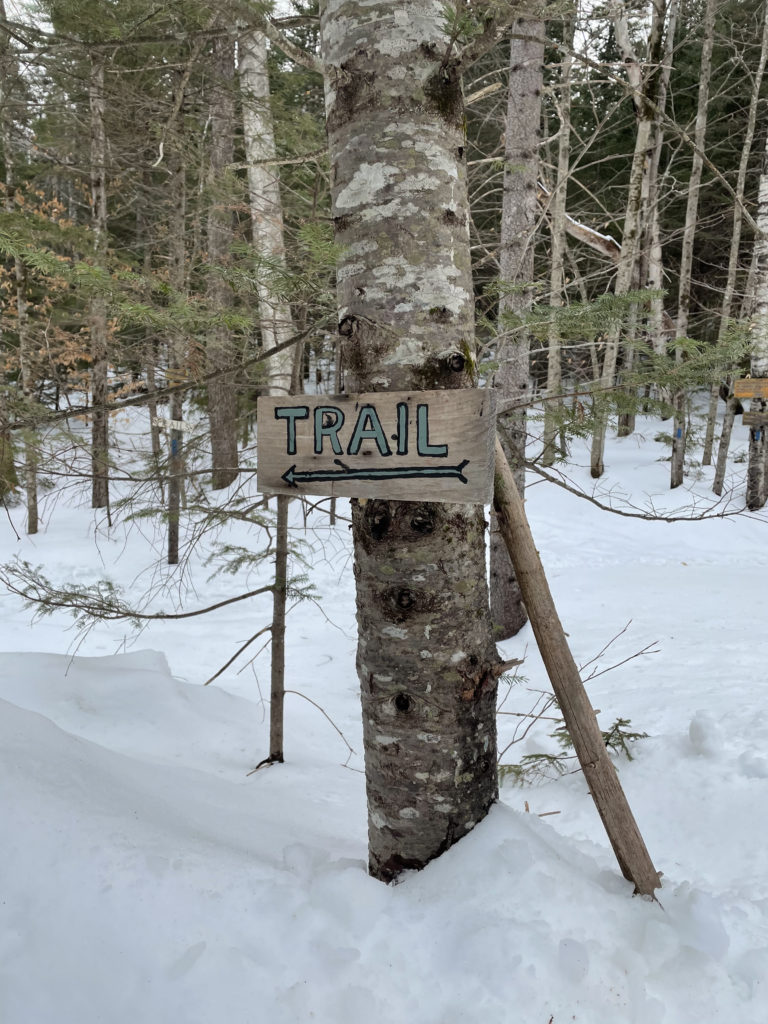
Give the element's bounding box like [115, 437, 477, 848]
[527, 462, 754, 522]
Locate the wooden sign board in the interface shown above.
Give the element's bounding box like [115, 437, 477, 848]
[256, 389, 496, 504]
[742, 411, 768, 427]
[734, 379, 768, 399]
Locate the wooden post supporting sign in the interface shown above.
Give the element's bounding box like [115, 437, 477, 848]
[493, 438, 661, 897]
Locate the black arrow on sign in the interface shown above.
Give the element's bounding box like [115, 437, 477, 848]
[281, 458, 470, 487]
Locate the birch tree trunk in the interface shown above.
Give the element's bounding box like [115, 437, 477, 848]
[617, 0, 677, 436]
[702, 0, 768, 468]
[645, 0, 677, 373]
[542, 10, 574, 466]
[240, 29, 295, 397]
[320, 0, 500, 882]
[590, 0, 666, 478]
[713, 250, 760, 496]
[746, 133, 768, 510]
[489, 12, 543, 640]
[206, 33, 239, 490]
[670, 0, 716, 489]
[89, 55, 109, 511]
[240, 28, 294, 761]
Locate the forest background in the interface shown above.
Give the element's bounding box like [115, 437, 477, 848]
[3, 1, 768, 1019]
[2, 0, 768, 547]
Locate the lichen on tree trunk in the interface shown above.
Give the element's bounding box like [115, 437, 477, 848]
[319, 0, 500, 882]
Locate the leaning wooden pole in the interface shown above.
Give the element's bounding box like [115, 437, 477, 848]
[493, 437, 661, 896]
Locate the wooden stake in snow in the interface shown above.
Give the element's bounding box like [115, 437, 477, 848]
[493, 437, 661, 897]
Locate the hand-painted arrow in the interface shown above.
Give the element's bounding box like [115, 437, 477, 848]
[281, 458, 470, 487]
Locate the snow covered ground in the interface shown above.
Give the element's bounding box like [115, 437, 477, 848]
[2, 410, 768, 1024]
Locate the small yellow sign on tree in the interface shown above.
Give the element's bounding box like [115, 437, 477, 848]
[256, 389, 496, 504]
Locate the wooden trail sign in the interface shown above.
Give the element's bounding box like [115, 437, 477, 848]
[734, 378, 768, 399]
[734, 380, 768, 430]
[741, 411, 768, 427]
[257, 389, 496, 504]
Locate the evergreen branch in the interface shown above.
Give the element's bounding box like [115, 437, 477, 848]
[6, 318, 329, 433]
[0, 561, 276, 623]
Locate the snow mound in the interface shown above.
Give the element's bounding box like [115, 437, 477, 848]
[1, 650, 766, 1024]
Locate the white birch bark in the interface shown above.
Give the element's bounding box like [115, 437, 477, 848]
[240, 29, 295, 397]
[320, 0, 500, 882]
[646, 0, 678, 371]
[703, 0, 768, 468]
[670, 0, 716, 489]
[542, 11, 574, 466]
[745, 133, 768, 510]
[489, 12, 543, 640]
[589, 0, 667, 478]
[240, 30, 294, 762]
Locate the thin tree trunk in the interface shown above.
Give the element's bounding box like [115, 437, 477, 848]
[321, 0, 500, 882]
[206, 32, 238, 490]
[617, 300, 639, 437]
[670, 0, 716, 489]
[590, 0, 666, 478]
[0, 0, 33, 526]
[647, 0, 677, 377]
[17, 260, 37, 532]
[1, 3, 36, 529]
[746, 130, 768, 510]
[712, 393, 737, 497]
[542, 10, 574, 466]
[89, 55, 109, 512]
[0, 391, 16, 499]
[489, 12, 543, 640]
[269, 492, 289, 762]
[240, 29, 296, 397]
[240, 28, 296, 761]
[703, 0, 768, 467]
[167, 146, 187, 565]
[493, 438, 660, 896]
[138, 190, 163, 495]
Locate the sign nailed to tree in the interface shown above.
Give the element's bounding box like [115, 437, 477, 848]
[257, 390, 496, 504]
